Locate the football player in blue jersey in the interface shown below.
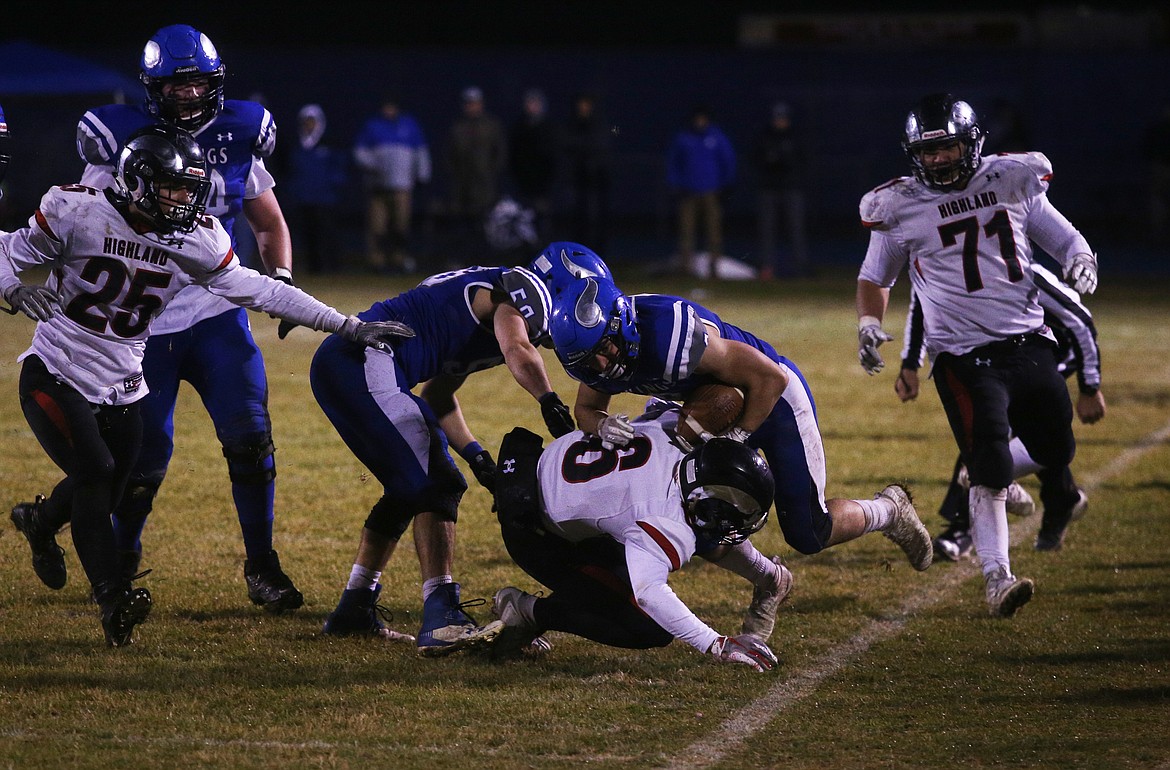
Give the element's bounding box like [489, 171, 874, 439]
[67, 24, 302, 612]
[313, 265, 577, 655]
[548, 274, 934, 571]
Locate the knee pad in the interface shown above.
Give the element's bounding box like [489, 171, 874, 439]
[363, 483, 465, 541]
[119, 476, 164, 518]
[222, 435, 276, 485]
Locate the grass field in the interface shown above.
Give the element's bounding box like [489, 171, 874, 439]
[1, 269, 1168, 769]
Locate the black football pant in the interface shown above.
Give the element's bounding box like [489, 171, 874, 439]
[932, 334, 1080, 519]
[19, 356, 142, 602]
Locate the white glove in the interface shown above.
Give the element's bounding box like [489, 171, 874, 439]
[709, 634, 778, 672]
[1065, 253, 1098, 295]
[724, 427, 751, 443]
[340, 315, 416, 352]
[3, 284, 60, 321]
[858, 317, 893, 375]
[597, 413, 635, 450]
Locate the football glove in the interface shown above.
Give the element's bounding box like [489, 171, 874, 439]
[1065, 253, 1098, 295]
[724, 427, 751, 443]
[709, 634, 778, 672]
[858, 319, 893, 375]
[340, 316, 415, 352]
[269, 269, 302, 338]
[597, 413, 635, 450]
[2, 284, 60, 321]
[467, 448, 498, 492]
[539, 392, 575, 438]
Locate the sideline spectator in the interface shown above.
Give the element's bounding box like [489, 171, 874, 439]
[285, 104, 347, 274]
[446, 86, 506, 264]
[754, 101, 809, 279]
[353, 95, 432, 274]
[562, 92, 612, 253]
[508, 88, 558, 244]
[666, 105, 736, 279]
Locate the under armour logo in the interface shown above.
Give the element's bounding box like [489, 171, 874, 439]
[985, 171, 1000, 182]
[217, 132, 233, 142]
[975, 358, 992, 366]
[502, 458, 517, 474]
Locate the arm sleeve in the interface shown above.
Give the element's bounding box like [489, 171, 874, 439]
[1024, 195, 1093, 272]
[199, 262, 348, 333]
[1034, 268, 1101, 392]
[900, 289, 927, 370]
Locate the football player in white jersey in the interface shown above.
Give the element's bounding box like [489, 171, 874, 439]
[1, 124, 411, 646]
[854, 93, 1099, 618]
[898, 263, 1105, 559]
[486, 405, 791, 670]
[76, 25, 305, 613]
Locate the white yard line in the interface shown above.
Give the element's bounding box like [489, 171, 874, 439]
[665, 419, 1170, 770]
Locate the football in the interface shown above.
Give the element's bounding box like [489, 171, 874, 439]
[677, 383, 745, 447]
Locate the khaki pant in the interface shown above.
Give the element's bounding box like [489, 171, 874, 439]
[677, 191, 723, 277]
[365, 188, 414, 270]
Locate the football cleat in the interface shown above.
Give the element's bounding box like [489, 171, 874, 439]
[985, 565, 1034, 618]
[486, 586, 550, 660]
[10, 495, 67, 590]
[740, 556, 793, 641]
[244, 549, 304, 614]
[101, 587, 153, 647]
[1005, 482, 1036, 517]
[1035, 487, 1088, 552]
[323, 585, 415, 642]
[932, 525, 974, 562]
[417, 583, 503, 657]
[877, 484, 933, 571]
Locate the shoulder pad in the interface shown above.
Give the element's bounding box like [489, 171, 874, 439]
[498, 266, 553, 343]
[859, 178, 908, 231]
[987, 151, 1052, 191]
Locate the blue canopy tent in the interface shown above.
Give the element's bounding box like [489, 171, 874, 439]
[0, 40, 140, 225]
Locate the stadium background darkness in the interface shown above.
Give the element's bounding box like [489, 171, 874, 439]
[4, 0, 1169, 275]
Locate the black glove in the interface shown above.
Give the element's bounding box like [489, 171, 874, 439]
[269, 268, 301, 338]
[539, 392, 575, 438]
[467, 449, 498, 493]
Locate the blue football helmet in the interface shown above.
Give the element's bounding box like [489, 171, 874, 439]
[677, 438, 773, 546]
[529, 242, 613, 300]
[0, 102, 10, 190]
[549, 277, 639, 381]
[140, 24, 226, 131]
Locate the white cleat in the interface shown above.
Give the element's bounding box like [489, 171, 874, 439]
[740, 557, 793, 642]
[878, 484, 933, 571]
[985, 565, 1035, 618]
[1005, 481, 1036, 517]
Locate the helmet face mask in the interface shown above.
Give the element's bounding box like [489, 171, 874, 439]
[140, 24, 226, 131]
[677, 438, 774, 546]
[549, 277, 639, 382]
[902, 93, 984, 191]
[116, 125, 210, 236]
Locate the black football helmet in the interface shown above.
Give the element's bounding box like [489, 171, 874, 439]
[677, 438, 774, 545]
[140, 24, 226, 131]
[902, 93, 984, 191]
[114, 124, 211, 235]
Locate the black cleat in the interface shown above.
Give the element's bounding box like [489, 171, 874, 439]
[101, 587, 153, 647]
[10, 495, 67, 590]
[244, 549, 304, 613]
[933, 525, 974, 562]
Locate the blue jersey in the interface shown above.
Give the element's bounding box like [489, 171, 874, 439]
[358, 266, 551, 385]
[575, 293, 779, 398]
[77, 100, 276, 242]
